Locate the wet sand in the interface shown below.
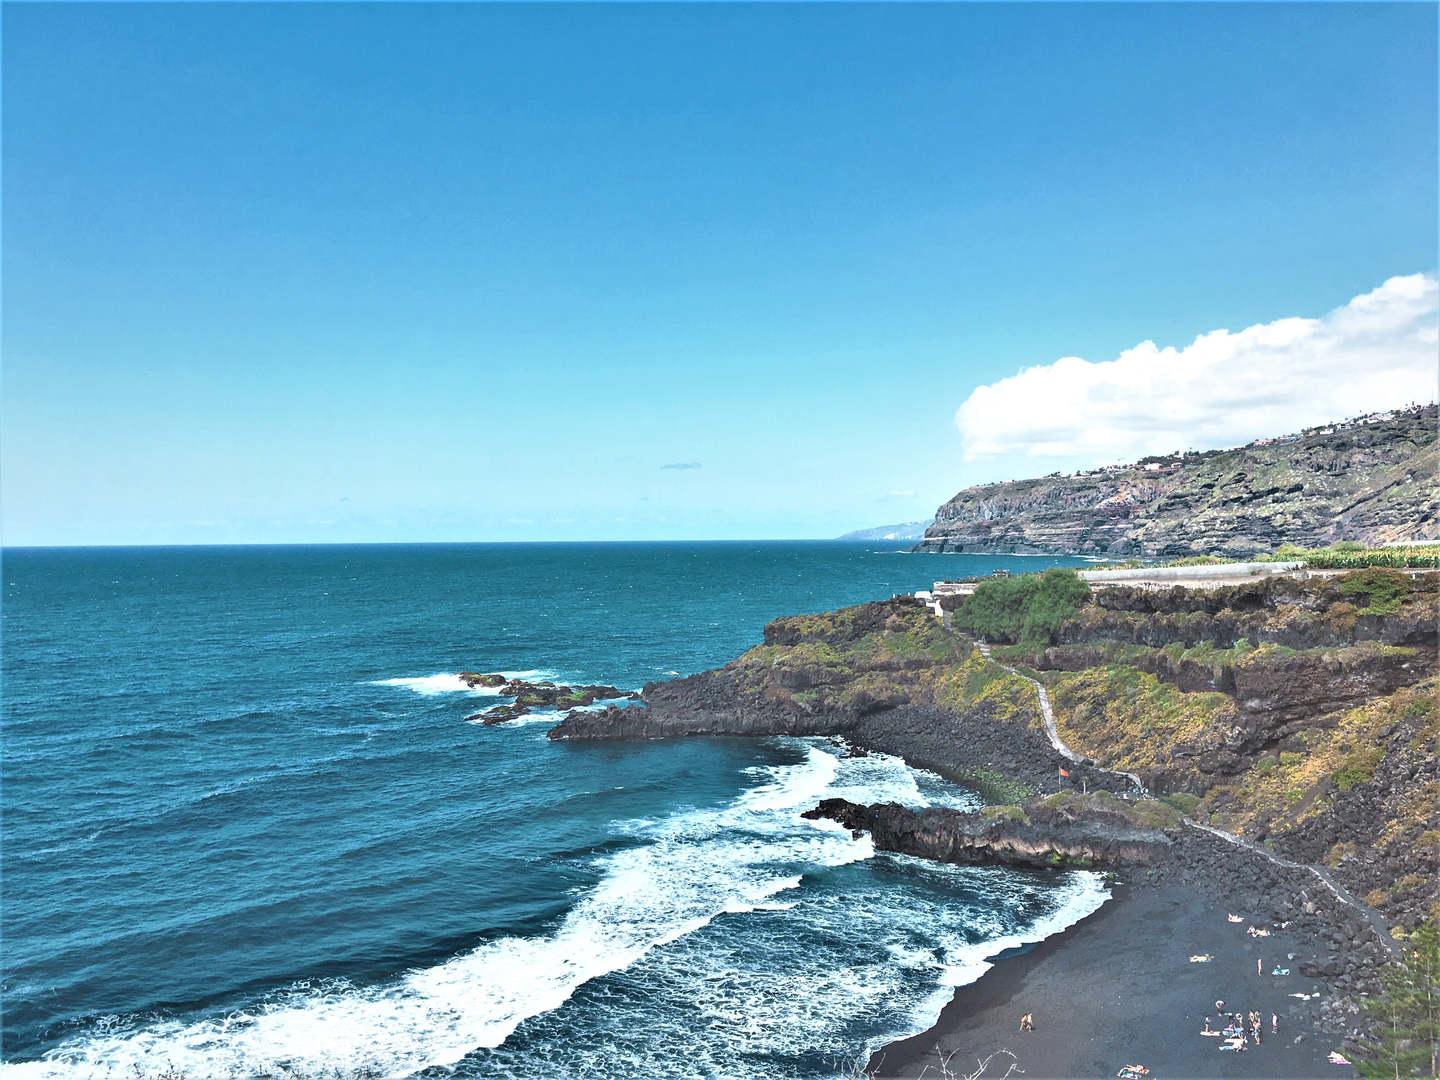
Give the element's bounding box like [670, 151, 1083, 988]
[870, 884, 1348, 1079]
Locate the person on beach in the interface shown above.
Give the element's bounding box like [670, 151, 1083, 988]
[1271, 1012, 1279, 1034]
[1019, 1013, 1035, 1032]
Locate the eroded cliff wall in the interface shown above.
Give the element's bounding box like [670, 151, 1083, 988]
[918, 405, 1438, 557]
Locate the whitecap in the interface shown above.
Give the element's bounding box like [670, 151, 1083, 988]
[8, 743, 866, 1078]
[9, 738, 1103, 1080]
[368, 670, 552, 697]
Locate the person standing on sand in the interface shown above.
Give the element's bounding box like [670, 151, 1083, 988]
[1272, 1012, 1279, 1034]
[1019, 1013, 1035, 1032]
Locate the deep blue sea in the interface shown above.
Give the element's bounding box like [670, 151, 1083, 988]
[2, 542, 1105, 1079]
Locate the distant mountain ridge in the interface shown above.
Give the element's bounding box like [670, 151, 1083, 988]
[917, 404, 1438, 557]
[836, 521, 933, 542]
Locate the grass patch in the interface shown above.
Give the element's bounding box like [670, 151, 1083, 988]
[958, 768, 1036, 806]
[1047, 664, 1236, 772]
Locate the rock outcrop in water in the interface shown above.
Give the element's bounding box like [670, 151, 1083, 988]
[916, 404, 1438, 557]
[463, 676, 632, 724]
[804, 794, 1176, 869]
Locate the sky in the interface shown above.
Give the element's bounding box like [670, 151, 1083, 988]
[3, 3, 1437, 546]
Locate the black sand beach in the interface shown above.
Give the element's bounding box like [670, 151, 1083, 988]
[870, 884, 1348, 1079]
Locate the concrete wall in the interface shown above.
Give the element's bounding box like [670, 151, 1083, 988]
[1078, 561, 1303, 584]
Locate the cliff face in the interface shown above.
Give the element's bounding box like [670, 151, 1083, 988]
[918, 404, 1438, 557]
[552, 571, 1437, 934]
[550, 597, 1121, 800]
[1011, 572, 1440, 932]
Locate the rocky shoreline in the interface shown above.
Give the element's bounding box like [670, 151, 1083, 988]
[801, 795, 1394, 1036]
[541, 572, 1437, 1073]
[457, 673, 635, 724]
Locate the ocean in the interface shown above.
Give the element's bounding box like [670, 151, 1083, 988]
[2, 541, 1107, 1078]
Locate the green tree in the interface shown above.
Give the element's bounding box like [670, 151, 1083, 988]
[953, 569, 1090, 648]
[1358, 921, 1440, 1079]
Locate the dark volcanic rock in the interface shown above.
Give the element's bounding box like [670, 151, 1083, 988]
[468, 703, 531, 725]
[461, 678, 630, 725]
[803, 798, 1173, 869]
[916, 404, 1438, 557]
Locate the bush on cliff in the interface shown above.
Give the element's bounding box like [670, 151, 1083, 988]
[953, 569, 1090, 647]
[1338, 567, 1411, 615]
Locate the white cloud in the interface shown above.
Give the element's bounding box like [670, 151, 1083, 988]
[955, 273, 1440, 464]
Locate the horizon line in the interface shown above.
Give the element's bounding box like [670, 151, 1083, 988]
[0, 536, 928, 551]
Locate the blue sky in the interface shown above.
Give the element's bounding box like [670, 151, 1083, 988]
[3, 3, 1436, 545]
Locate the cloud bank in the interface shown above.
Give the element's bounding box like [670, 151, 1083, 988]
[955, 273, 1439, 464]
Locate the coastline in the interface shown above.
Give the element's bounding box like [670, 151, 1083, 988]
[547, 576, 1436, 1078]
[870, 882, 1341, 1079]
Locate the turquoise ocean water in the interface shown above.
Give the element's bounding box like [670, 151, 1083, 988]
[2, 542, 1105, 1078]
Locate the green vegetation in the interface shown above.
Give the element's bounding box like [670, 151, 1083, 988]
[931, 648, 1041, 728]
[1261, 543, 1440, 569]
[980, 804, 1031, 824]
[731, 601, 1050, 733]
[957, 768, 1035, 805]
[952, 569, 1090, 647]
[1160, 792, 1202, 816]
[1333, 746, 1387, 791]
[1355, 920, 1439, 1079]
[1048, 664, 1236, 772]
[1032, 788, 1184, 830]
[1203, 679, 1438, 843]
[1338, 568, 1412, 615]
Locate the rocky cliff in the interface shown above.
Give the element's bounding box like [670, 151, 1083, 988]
[551, 571, 1438, 934]
[917, 404, 1438, 557]
[994, 571, 1440, 933]
[550, 596, 1122, 801]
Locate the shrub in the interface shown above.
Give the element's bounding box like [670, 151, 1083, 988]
[1333, 747, 1385, 791]
[1160, 792, 1202, 816]
[953, 569, 1090, 647]
[1337, 568, 1411, 615]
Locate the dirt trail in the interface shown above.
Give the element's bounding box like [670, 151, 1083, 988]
[970, 639, 1397, 953]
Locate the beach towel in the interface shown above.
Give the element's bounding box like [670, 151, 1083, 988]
[1271, 966, 1290, 975]
[1248, 926, 1271, 937]
[1227, 914, 1244, 922]
[1328, 1052, 1351, 1066]
[1189, 954, 1213, 962]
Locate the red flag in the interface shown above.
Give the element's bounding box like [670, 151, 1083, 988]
[1059, 767, 1070, 779]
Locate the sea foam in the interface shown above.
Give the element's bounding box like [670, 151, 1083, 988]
[8, 743, 874, 1078]
[7, 742, 1107, 1079]
[368, 670, 551, 697]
